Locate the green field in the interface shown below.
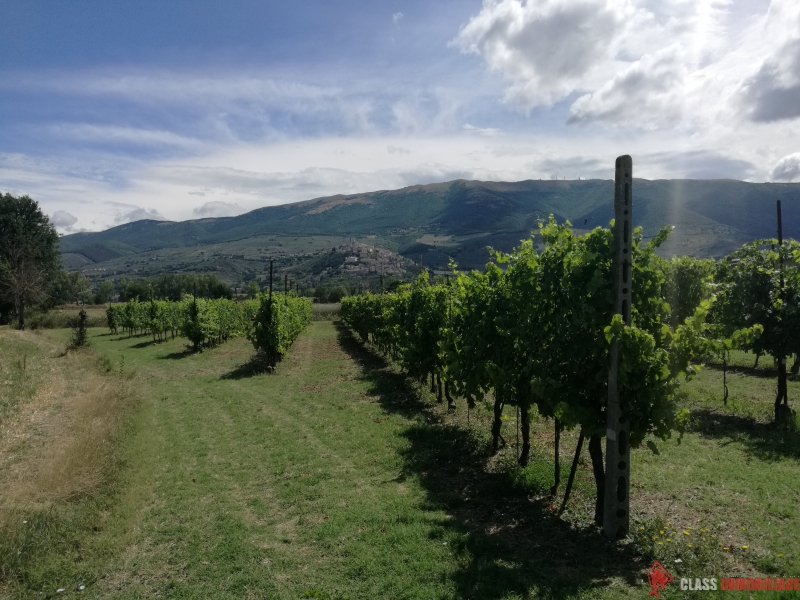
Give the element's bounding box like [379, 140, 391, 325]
[1, 324, 798, 599]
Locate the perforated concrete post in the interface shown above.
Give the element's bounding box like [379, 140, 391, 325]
[604, 155, 632, 539]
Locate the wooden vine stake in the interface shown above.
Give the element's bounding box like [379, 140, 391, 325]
[604, 155, 632, 539]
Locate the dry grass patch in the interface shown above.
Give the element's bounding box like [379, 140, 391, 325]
[0, 351, 136, 509]
[0, 330, 139, 585]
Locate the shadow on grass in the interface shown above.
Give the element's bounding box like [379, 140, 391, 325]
[109, 333, 151, 343]
[131, 335, 183, 349]
[157, 348, 196, 360]
[131, 339, 159, 349]
[334, 322, 644, 600]
[688, 408, 800, 461]
[703, 361, 779, 379]
[220, 351, 273, 380]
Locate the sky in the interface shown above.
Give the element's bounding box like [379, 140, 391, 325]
[1, 0, 800, 234]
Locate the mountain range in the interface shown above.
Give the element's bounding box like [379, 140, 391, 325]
[60, 178, 800, 287]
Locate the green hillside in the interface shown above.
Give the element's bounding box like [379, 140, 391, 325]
[60, 178, 800, 285]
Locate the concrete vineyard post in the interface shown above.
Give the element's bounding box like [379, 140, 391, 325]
[604, 154, 632, 539]
[776, 200, 789, 422]
[269, 260, 273, 301]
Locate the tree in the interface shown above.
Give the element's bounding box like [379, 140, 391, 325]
[246, 280, 260, 298]
[119, 274, 233, 302]
[94, 280, 114, 304]
[314, 285, 348, 303]
[0, 193, 60, 329]
[118, 278, 151, 302]
[48, 271, 92, 306]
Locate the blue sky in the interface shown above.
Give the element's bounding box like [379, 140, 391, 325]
[2, 0, 800, 232]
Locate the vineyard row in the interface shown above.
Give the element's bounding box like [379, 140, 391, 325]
[106, 293, 313, 365]
[341, 218, 799, 525]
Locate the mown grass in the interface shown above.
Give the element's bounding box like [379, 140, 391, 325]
[628, 349, 800, 593]
[1, 324, 798, 599]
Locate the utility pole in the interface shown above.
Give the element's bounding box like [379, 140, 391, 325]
[604, 155, 632, 539]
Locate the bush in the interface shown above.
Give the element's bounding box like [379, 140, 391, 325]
[69, 309, 88, 348]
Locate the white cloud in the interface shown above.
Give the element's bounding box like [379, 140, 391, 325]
[741, 39, 800, 122]
[48, 124, 206, 150]
[567, 46, 687, 127]
[770, 152, 800, 181]
[2, 71, 387, 144]
[3, 71, 341, 108]
[455, 0, 800, 132]
[535, 155, 606, 179]
[530, 149, 758, 180]
[113, 206, 167, 224]
[641, 150, 758, 179]
[192, 201, 242, 218]
[51, 210, 78, 232]
[463, 123, 502, 136]
[454, 0, 633, 107]
[387, 145, 411, 155]
[393, 12, 404, 24]
[4, 69, 491, 142]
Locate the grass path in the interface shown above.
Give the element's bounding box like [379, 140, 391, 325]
[74, 323, 488, 599]
[35, 322, 643, 600]
[9, 323, 799, 599]
[75, 323, 460, 598]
